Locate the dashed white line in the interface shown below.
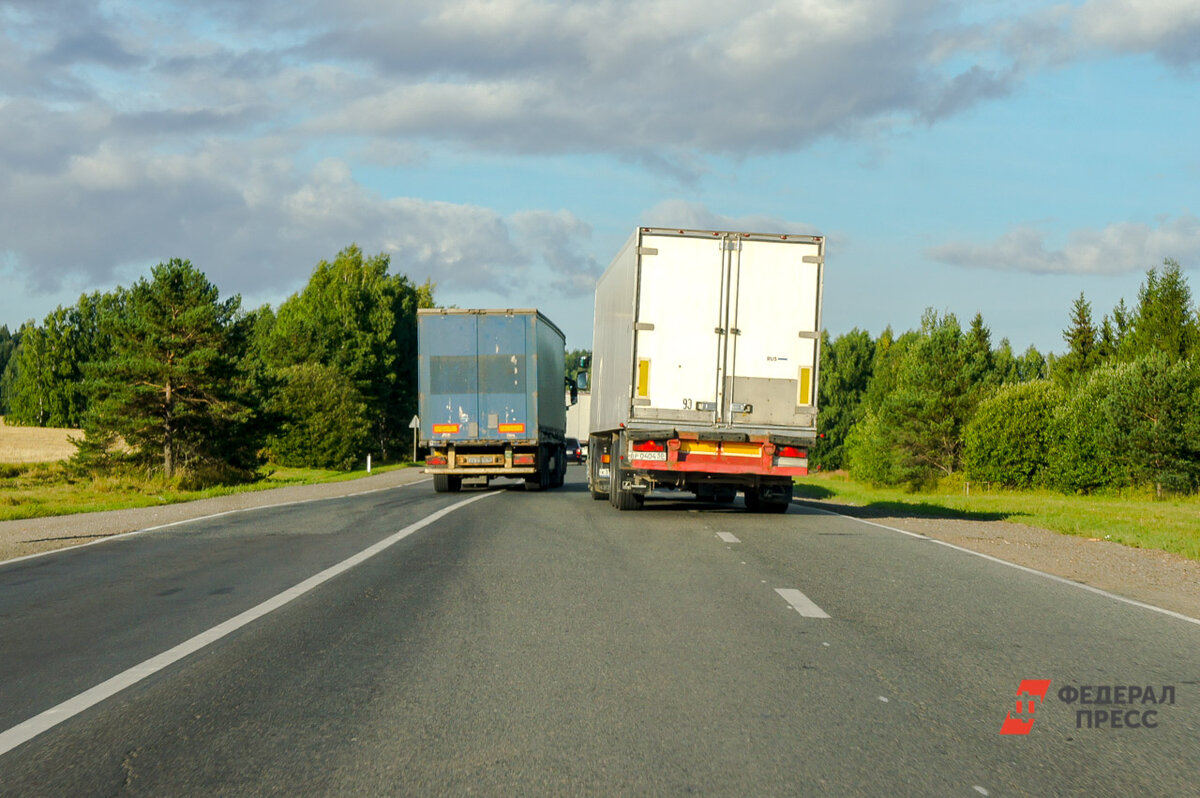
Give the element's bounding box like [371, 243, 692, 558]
[716, 532, 740, 544]
[775, 588, 831, 619]
[0, 490, 495, 757]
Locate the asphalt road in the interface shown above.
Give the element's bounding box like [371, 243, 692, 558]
[1, 469, 1198, 796]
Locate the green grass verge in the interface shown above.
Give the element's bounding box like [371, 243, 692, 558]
[0, 461, 419, 523]
[794, 472, 1200, 561]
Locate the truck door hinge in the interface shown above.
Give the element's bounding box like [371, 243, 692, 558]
[714, 327, 725, 334]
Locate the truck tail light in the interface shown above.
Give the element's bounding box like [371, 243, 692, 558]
[601, 454, 611, 464]
[632, 440, 665, 452]
[426, 454, 447, 466]
[513, 454, 535, 465]
[778, 446, 806, 458]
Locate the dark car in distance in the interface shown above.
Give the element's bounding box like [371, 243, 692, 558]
[564, 437, 584, 464]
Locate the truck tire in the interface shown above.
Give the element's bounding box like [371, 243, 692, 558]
[745, 481, 792, 513]
[434, 474, 462, 493]
[609, 435, 643, 511]
[551, 445, 566, 488]
[526, 446, 549, 491]
[609, 470, 642, 510]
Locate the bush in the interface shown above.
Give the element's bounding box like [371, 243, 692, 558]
[1099, 355, 1200, 494]
[265, 363, 373, 470]
[845, 410, 904, 487]
[964, 381, 1062, 488]
[1046, 366, 1128, 493]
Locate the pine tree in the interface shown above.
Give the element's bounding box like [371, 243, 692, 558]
[1054, 293, 1100, 385]
[1123, 259, 1199, 363]
[84, 259, 254, 479]
[814, 328, 875, 470]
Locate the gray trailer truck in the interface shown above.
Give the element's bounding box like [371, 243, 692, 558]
[418, 308, 570, 492]
[587, 227, 824, 512]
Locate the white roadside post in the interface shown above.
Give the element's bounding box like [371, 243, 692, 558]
[409, 415, 420, 463]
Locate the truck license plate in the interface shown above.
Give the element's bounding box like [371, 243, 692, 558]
[599, 467, 611, 477]
[462, 456, 494, 465]
[634, 452, 667, 461]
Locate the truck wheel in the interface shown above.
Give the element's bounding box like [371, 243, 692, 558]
[608, 442, 643, 511]
[609, 470, 642, 510]
[526, 447, 548, 491]
[434, 474, 461, 493]
[743, 490, 761, 512]
[551, 446, 566, 488]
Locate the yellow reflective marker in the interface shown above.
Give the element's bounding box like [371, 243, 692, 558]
[798, 366, 812, 406]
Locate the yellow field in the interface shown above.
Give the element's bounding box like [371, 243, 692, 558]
[0, 417, 81, 463]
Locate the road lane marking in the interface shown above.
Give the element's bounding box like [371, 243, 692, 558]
[775, 588, 830, 619]
[0, 490, 496, 757]
[806, 505, 1200, 628]
[716, 532, 740, 544]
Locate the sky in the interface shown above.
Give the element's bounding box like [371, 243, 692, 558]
[2, 0, 1199, 356]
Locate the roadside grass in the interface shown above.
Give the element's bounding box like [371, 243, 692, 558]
[794, 471, 1200, 561]
[0, 461, 417, 522]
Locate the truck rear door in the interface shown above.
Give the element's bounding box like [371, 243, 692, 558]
[725, 236, 823, 428]
[476, 313, 533, 440]
[422, 313, 480, 441]
[631, 231, 728, 424]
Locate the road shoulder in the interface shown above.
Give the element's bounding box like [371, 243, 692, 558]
[797, 498, 1200, 622]
[0, 468, 430, 564]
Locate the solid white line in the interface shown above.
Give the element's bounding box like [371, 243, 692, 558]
[716, 532, 740, 544]
[0, 477, 433, 567]
[804, 505, 1200, 627]
[0, 490, 495, 757]
[776, 587, 831, 619]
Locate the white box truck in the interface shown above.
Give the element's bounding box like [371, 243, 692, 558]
[586, 227, 823, 512]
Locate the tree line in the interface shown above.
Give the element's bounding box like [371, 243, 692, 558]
[813, 258, 1200, 496]
[0, 246, 434, 482]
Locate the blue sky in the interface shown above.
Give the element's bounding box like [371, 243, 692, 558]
[2, 0, 1199, 356]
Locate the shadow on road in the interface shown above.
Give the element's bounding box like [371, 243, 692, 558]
[792, 496, 1016, 524]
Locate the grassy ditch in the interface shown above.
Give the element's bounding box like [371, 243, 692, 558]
[794, 471, 1200, 561]
[0, 461, 416, 523]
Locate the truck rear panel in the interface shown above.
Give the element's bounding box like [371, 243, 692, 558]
[591, 228, 823, 436]
[418, 308, 566, 446]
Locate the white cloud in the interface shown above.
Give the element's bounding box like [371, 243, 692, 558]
[1071, 0, 1200, 65]
[3, 0, 1199, 320]
[926, 215, 1200, 274]
[643, 200, 817, 237]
